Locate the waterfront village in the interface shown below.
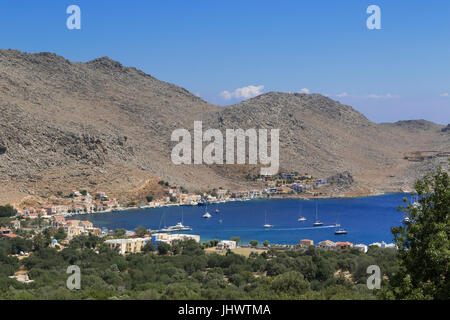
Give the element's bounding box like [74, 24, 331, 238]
[0, 171, 396, 285]
[14, 172, 339, 218]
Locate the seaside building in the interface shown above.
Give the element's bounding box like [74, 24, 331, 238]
[151, 233, 200, 249]
[318, 240, 335, 250]
[105, 237, 150, 255]
[9, 220, 21, 229]
[314, 178, 328, 188]
[63, 220, 100, 239]
[0, 227, 10, 236]
[300, 239, 314, 248]
[25, 212, 38, 219]
[369, 241, 397, 249]
[42, 205, 56, 215]
[335, 241, 353, 250]
[291, 183, 304, 192]
[217, 189, 228, 198]
[354, 244, 368, 253]
[217, 240, 237, 250]
[51, 216, 66, 228]
[281, 173, 296, 180]
[0, 228, 17, 239]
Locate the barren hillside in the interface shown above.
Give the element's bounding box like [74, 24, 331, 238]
[0, 50, 448, 205]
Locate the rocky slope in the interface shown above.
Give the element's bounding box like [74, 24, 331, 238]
[0, 50, 448, 205]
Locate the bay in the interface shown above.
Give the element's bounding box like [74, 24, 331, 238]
[74, 193, 408, 245]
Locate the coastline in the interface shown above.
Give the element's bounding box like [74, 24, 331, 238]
[70, 193, 406, 247]
[68, 191, 409, 219]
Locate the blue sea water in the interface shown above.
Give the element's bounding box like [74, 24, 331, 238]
[75, 193, 408, 246]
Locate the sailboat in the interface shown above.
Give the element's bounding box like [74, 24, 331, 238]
[158, 210, 168, 231]
[334, 213, 347, 235]
[263, 211, 274, 228]
[313, 200, 324, 227]
[297, 205, 306, 222]
[202, 205, 212, 219]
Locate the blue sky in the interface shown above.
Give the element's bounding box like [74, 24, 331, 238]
[0, 0, 449, 124]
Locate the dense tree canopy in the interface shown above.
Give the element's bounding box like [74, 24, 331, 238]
[0, 235, 399, 300]
[0, 205, 16, 218]
[387, 164, 449, 300]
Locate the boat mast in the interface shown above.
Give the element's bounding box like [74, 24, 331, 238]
[315, 200, 318, 222]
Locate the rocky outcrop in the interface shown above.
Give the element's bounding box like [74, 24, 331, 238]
[327, 171, 354, 186]
[0, 136, 6, 155]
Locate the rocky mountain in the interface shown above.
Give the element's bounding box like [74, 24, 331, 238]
[0, 50, 448, 205]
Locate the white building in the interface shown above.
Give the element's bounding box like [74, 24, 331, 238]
[217, 240, 237, 250]
[354, 244, 368, 253]
[153, 233, 200, 244]
[105, 237, 150, 255]
[369, 241, 397, 249]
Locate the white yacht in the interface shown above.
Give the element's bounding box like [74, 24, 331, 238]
[160, 222, 192, 232]
[313, 200, 323, 227]
[203, 206, 212, 219]
[297, 205, 306, 222]
[263, 211, 274, 228]
[334, 213, 347, 234]
[161, 209, 192, 231]
[334, 228, 348, 235]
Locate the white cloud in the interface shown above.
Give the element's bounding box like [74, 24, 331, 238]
[336, 92, 348, 98]
[220, 85, 264, 100]
[367, 93, 400, 99]
[440, 93, 449, 97]
[299, 88, 310, 94]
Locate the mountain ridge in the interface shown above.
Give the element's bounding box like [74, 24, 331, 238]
[0, 50, 448, 205]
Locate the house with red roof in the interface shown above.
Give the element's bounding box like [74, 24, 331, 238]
[335, 241, 353, 250]
[318, 240, 335, 250]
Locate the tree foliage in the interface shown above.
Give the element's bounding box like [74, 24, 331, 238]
[0, 205, 16, 218]
[388, 165, 449, 300]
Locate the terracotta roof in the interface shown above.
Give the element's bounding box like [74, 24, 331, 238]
[336, 241, 353, 246]
[3, 233, 18, 238]
[319, 240, 335, 245]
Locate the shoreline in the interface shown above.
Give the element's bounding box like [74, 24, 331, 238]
[69, 191, 408, 219]
[67, 192, 406, 247]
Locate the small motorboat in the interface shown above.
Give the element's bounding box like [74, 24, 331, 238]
[203, 212, 212, 219]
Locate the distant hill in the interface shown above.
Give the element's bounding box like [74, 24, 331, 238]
[0, 50, 448, 205]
